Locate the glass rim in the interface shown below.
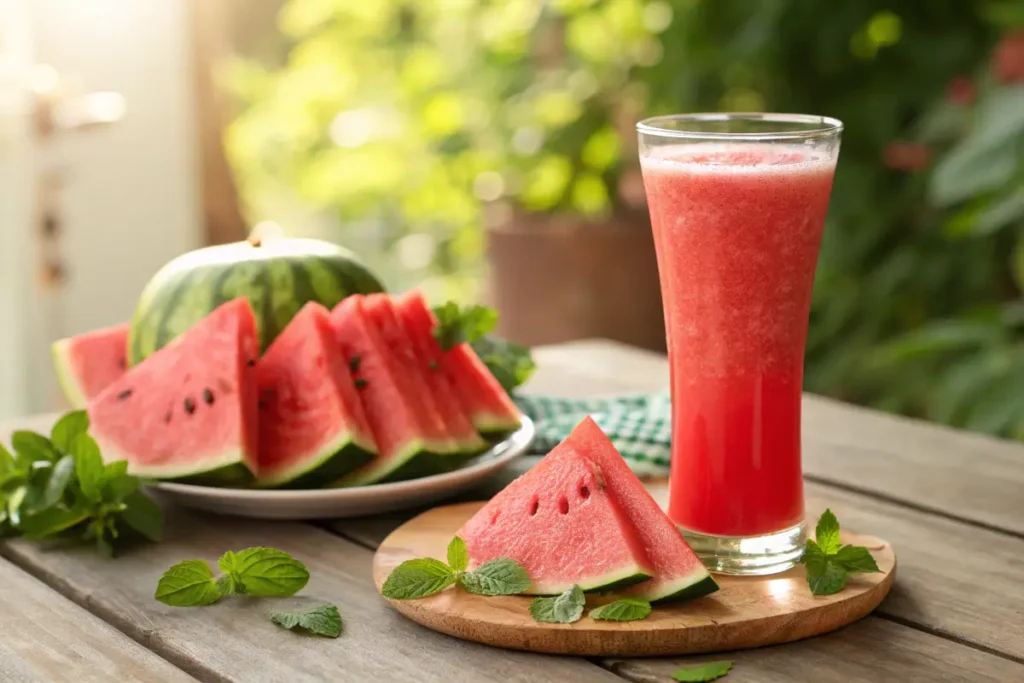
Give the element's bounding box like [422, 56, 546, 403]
[636, 112, 844, 141]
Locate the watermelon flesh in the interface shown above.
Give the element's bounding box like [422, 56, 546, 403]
[88, 298, 259, 481]
[568, 417, 719, 602]
[362, 294, 458, 455]
[328, 296, 427, 486]
[394, 291, 521, 435]
[255, 302, 376, 488]
[458, 439, 654, 595]
[52, 323, 130, 409]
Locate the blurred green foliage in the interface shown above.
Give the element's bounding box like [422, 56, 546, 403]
[224, 1, 1024, 441]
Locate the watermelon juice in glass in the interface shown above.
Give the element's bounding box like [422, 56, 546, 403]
[637, 113, 842, 575]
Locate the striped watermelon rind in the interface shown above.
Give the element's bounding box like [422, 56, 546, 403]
[128, 237, 384, 365]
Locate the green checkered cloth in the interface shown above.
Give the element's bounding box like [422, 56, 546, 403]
[513, 391, 672, 477]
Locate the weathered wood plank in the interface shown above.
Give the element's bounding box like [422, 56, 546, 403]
[529, 340, 1024, 535]
[0, 557, 196, 683]
[0, 505, 621, 683]
[605, 618, 1024, 683]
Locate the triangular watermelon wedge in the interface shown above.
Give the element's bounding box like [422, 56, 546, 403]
[394, 291, 521, 435]
[569, 417, 719, 603]
[52, 323, 130, 408]
[255, 302, 376, 488]
[457, 437, 655, 595]
[88, 298, 259, 482]
[328, 296, 428, 486]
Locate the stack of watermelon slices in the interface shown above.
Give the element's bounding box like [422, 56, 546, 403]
[457, 416, 720, 604]
[57, 290, 523, 488]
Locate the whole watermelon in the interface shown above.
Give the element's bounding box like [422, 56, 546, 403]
[128, 237, 384, 365]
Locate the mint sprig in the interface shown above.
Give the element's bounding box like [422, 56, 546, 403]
[0, 410, 162, 556]
[155, 547, 310, 606]
[430, 302, 535, 392]
[270, 603, 342, 638]
[588, 598, 652, 622]
[381, 535, 531, 600]
[431, 303, 498, 350]
[672, 660, 734, 682]
[529, 585, 585, 624]
[800, 508, 881, 596]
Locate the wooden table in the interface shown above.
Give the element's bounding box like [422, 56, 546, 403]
[1, 340, 1022, 682]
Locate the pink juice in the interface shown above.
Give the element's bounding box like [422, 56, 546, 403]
[641, 144, 836, 538]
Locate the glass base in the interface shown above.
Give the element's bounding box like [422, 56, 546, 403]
[679, 522, 806, 576]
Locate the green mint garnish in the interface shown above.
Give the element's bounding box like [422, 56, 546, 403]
[431, 302, 498, 350]
[529, 585, 584, 624]
[155, 559, 222, 607]
[0, 411, 162, 555]
[269, 603, 342, 638]
[217, 547, 309, 597]
[469, 336, 536, 393]
[801, 508, 880, 596]
[381, 536, 531, 599]
[381, 558, 459, 599]
[459, 557, 531, 596]
[588, 598, 652, 622]
[672, 660, 734, 682]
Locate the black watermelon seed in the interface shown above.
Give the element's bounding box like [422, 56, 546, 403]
[117, 389, 133, 401]
[203, 388, 214, 405]
[354, 378, 369, 389]
[349, 355, 362, 373]
[184, 397, 196, 414]
[247, 359, 256, 367]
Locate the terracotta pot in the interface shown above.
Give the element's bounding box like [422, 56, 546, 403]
[485, 208, 666, 352]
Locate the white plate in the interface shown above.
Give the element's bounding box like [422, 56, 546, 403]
[151, 417, 535, 520]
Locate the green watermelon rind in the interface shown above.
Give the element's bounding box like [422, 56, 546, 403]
[128, 238, 385, 366]
[256, 429, 375, 489]
[632, 565, 720, 604]
[51, 338, 88, 409]
[93, 435, 255, 483]
[472, 411, 523, 437]
[524, 564, 653, 597]
[330, 437, 428, 487]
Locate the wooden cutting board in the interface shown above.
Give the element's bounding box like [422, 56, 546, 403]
[372, 501, 896, 656]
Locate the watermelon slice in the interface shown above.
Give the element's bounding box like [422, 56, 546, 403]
[255, 302, 376, 488]
[328, 296, 429, 486]
[88, 298, 259, 482]
[457, 437, 655, 595]
[362, 293, 459, 455]
[394, 291, 521, 435]
[568, 417, 719, 602]
[52, 323, 130, 408]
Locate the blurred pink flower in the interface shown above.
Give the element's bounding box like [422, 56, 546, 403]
[994, 30, 1024, 84]
[945, 76, 976, 106]
[883, 142, 932, 172]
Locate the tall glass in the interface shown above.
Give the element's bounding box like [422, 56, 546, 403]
[637, 113, 842, 575]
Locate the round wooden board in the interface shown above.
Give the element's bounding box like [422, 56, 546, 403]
[372, 502, 897, 657]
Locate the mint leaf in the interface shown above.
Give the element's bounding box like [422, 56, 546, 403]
[470, 336, 536, 393]
[835, 545, 881, 574]
[71, 434, 105, 503]
[155, 559, 222, 607]
[270, 603, 342, 638]
[800, 539, 828, 575]
[529, 585, 584, 624]
[432, 302, 498, 350]
[50, 411, 89, 454]
[18, 505, 90, 540]
[119, 489, 163, 542]
[216, 573, 242, 596]
[11, 431, 60, 464]
[447, 536, 468, 573]
[672, 660, 733, 682]
[459, 557, 530, 596]
[36, 455, 76, 511]
[589, 598, 652, 622]
[382, 558, 458, 599]
[0, 443, 15, 475]
[219, 547, 309, 597]
[815, 508, 841, 555]
[808, 560, 848, 596]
